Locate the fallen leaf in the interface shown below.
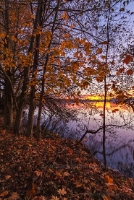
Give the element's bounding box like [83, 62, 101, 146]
[104, 175, 113, 184]
[50, 195, 59, 200]
[63, 171, 70, 177]
[55, 171, 62, 177]
[8, 192, 20, 200]
[102, 195, 111, 200]
[57, 188, 67, 196]
[0, 191, 9, 197]
[34, 170, 42, 177]
[67, 147, 73, 155]
[32, 196, 46, 200]
[5, 175, 11, 180]
[26, 183, 36, 198]
[106, 183, 118, 191]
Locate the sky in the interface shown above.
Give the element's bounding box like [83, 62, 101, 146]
[126, 1, 134, 35]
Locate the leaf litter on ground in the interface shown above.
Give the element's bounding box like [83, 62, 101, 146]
[0, 131, 134, 200]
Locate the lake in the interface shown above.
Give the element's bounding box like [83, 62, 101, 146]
[54, 101, 134, 178]
[33, 101, 134, 177]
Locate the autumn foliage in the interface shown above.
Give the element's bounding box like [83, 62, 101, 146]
[0, 0, 133, 138]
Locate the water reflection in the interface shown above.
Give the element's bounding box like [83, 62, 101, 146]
[64, 101, 134, 177]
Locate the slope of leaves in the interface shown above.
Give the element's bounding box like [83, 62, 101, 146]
[0, 131, 134, 200]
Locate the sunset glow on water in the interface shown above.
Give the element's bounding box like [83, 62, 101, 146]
[66, 100, 133, 113]
[62, 100, 134, 177]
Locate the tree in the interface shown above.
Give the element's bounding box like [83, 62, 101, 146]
[0, 0, 133, 143]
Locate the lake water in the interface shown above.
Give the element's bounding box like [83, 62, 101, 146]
[33, 101, 134, 177]
[59, 101, 134, 177]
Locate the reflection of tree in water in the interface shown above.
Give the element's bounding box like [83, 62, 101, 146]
[74, 103, 134, 177]
[83, 135, 134, 177]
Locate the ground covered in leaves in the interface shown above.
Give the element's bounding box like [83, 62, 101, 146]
[0, 131, 134, 200]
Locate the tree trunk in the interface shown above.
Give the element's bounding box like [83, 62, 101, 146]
[37, 98, 42, 140]
[4, 78, 13, 128]
[13, 6, 36, 135]
[14, 67, 29, 135]
[103, 76, 107, 169]
[27, 86, 36, 137]
[36, 0, 60, 140]
[27, 0, 43, 137]
[13, 103, 23, 135]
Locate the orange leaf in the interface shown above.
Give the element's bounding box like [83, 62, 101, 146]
[34, 170, 42, 177]
[0, 191, 9, 197]
[76, 157, 82, 163]
[106, 183, 118, 191]
[5, 175, 11, 180]
[57, 188, 67, 196]
[68, 147, 73, 155]
[96, 76, 104, 82]
[101, 55, 106, 59]
[51, 195, 59, 200]
[126, 69, 133, 75]
[8, 192, 20, 200]
[116, 67, 124, 75]
[123, 54, 133, 64]
[96, 48, 102, 54]
[63, 171, 70, 177]
[104, 175, 113, 184]
[26, 183, 36, 198]
[102, 195, 111, 200]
